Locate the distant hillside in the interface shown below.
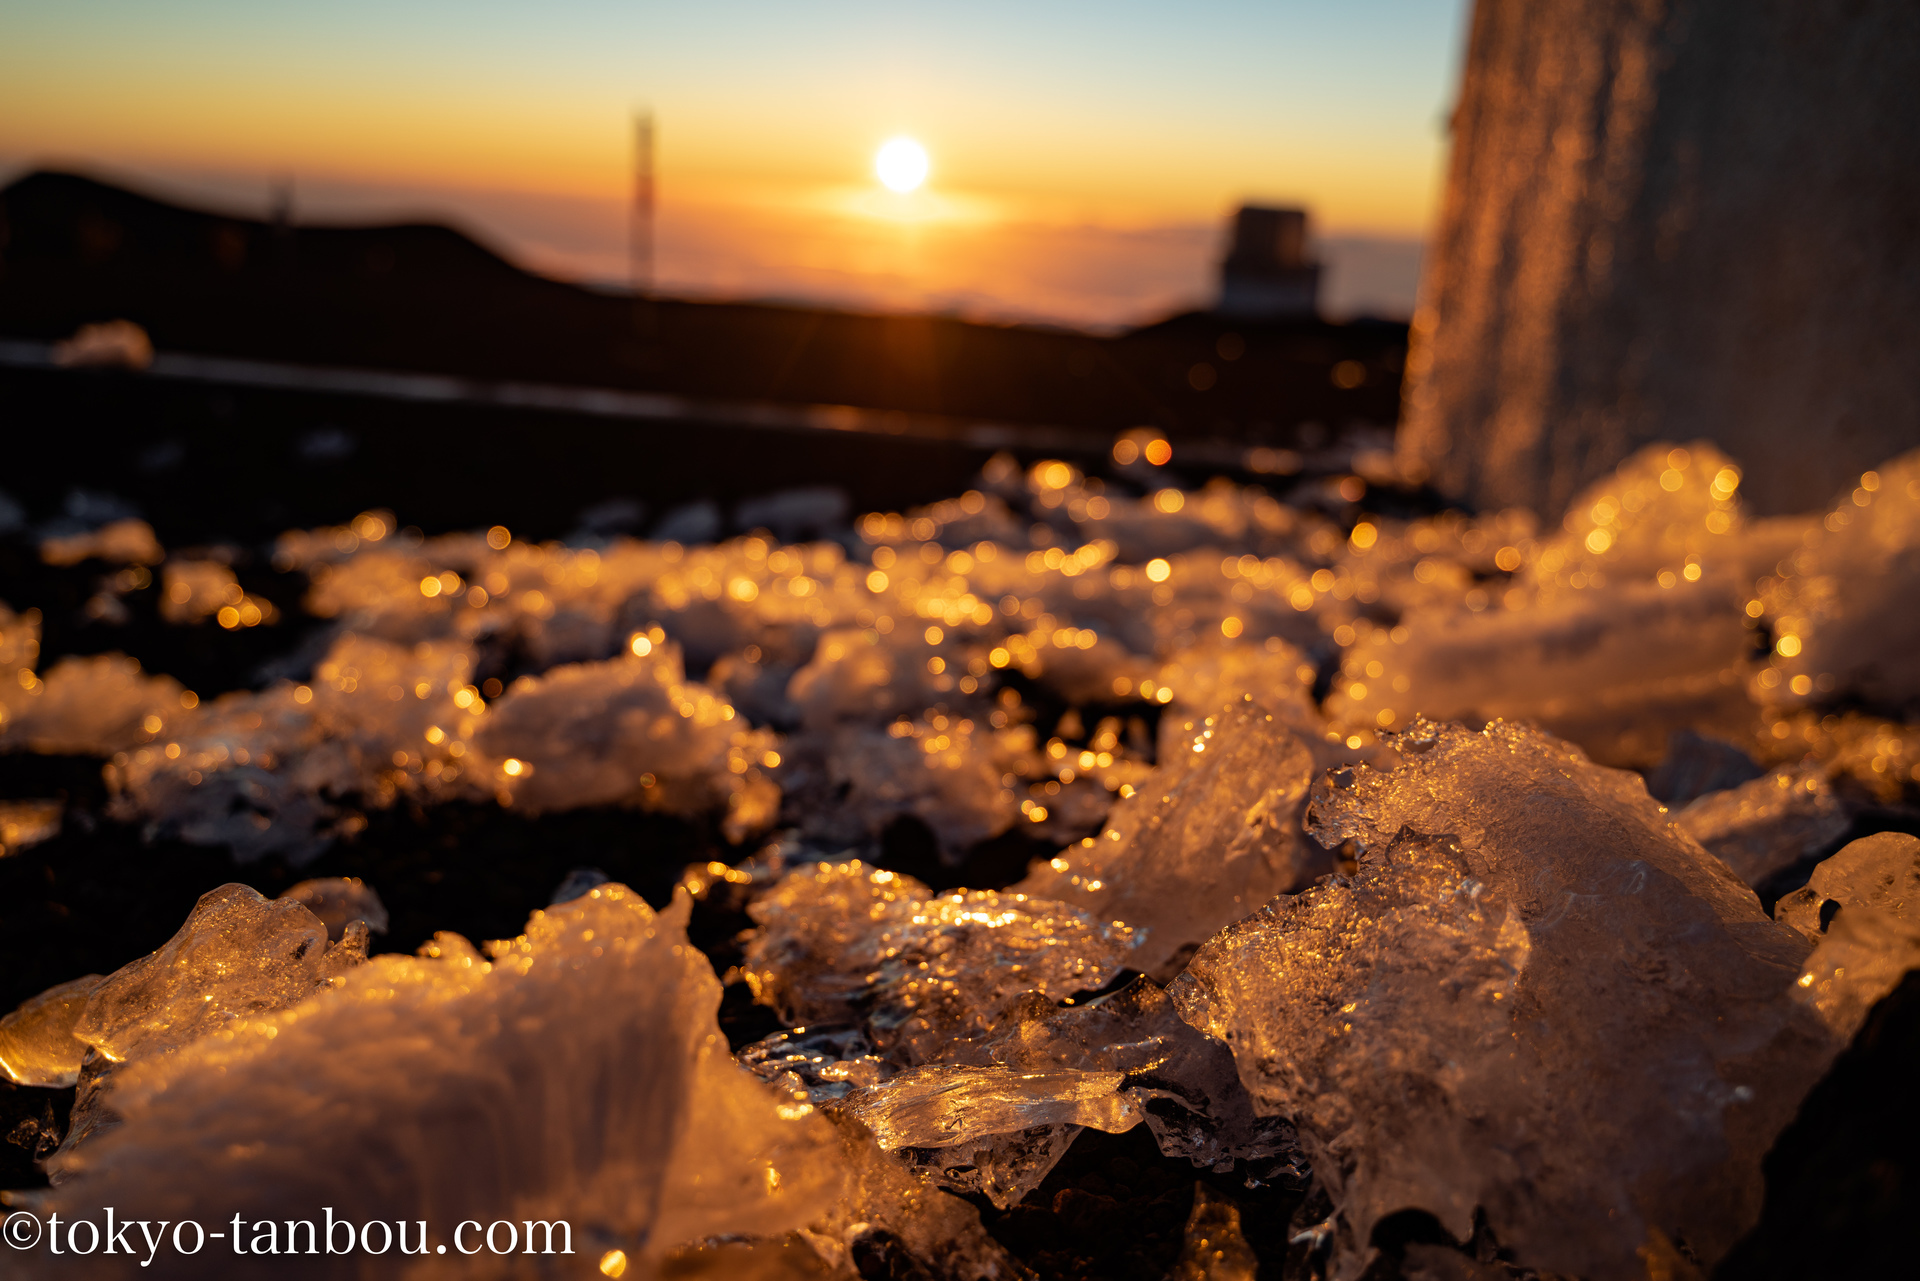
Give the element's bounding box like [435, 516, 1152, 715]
[0, 170, 1405, 441]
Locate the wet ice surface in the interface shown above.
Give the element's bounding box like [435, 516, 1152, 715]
[741, 861, 1142, 1066]
[1171, 719, 1837, 1281]
[0, 974, 103, 1088]
[805, 975, 1301, 1209]
[1776, 832, 1920, 1039]
[1327, 444, 1805, 772]
[25, 886, 843, 1278]
[3, 442, 1919, 1277]
[1676, 765, 1851, 887]
[1019, 697, 1329, 975]
[1755, 449, 1920, 713]
[54, 884, 371, 1156]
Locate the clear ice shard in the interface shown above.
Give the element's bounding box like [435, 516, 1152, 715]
[1019, 697, 1326, 974]
[1168, 718, 1835, 1281]
[1776, 832, 1920, 1039]
[1675, 765, 1851, 887]
[1756, 449, 1920, 713]
[741, 1024, 892, 1104]
[802, 979, 1295, 1208]
[743, 861, 1142, 1066]
[29, 886, 844, 1275]
[277, 877, 390, 941]
[844, 1064, 1141, 1152]
[52, 884, 370, 1157]
[0, 974, 104, 1088]
[72, 884, 366, 1070]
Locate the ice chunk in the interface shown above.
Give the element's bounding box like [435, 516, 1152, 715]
[769, 978, 1288, 1208]
[278, 877, 390, 941]
[1529, 441, 1749, 589]
[53, 884, 367, 1156]
[872, 488, 1030, 550]
[1152, 636, 1322, 749]
[105, 681, 345, 863]
[1789, 892, 1920, 1040]
[107, 633, 484, 861]
[0, 974, 104, 1088]
[791, 716, 1022, 861]
[1166, 1185, 1259, 1281]
[1170, 719, 1833, 1281]
[158, 559, 273, 626]
[839, 1051, 1148, 1209]
[946, 980, 1290, 1175]
[40, 518, 164, 567]
[1755, 450, 1920, 713]
[0, 653, 191, 757]
[300, 544, 462, 640]
[302, 633, 480, 776]
[0, 602, 42, 686]
[31, 886, 843, 1272]
[788, 626, 966, 729]
[73, 884, 365, 1070]
[1020, 698, 1326, 974]
[883, 1115, 1086, 1211]
[0, 798, 62, 854]
[1327, 443, 1765, 768]
[1325, 580, 1754, 767]
[477, 641, 781, 842]
[1675, 766, 1850, 887]
[794, 1111, 1027, 1280]
[742, 861, 1142, 1066]
[741, 1025, 892, 1104]
[1776, 831, 1920, 937]
[844, 1064, 1141, 1153]
[1776, 833, 1920, 1039]
[1749, 707, 1920, 807]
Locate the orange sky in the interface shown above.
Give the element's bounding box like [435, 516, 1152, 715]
[1, 1, 1468, 326]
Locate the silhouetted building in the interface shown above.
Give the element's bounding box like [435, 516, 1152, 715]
[1217, 205, 1320, 319]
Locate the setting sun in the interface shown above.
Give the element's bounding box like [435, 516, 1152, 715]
[874, 137, 929, 192]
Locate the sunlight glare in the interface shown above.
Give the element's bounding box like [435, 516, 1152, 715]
[875, 137, 929, 193]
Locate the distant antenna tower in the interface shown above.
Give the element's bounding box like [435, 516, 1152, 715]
[631, 111, 655, 295]
[270, 176, 295, 236]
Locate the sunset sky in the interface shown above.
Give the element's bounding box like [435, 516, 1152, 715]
[1, 1, 1470, 327]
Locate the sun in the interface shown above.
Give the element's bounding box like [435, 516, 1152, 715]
[875, 137, 929, 193]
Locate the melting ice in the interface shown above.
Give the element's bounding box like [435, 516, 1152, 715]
[3, 442, 1919, 1278]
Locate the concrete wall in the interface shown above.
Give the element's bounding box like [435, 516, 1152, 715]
[1400, 0, 1920, 517]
